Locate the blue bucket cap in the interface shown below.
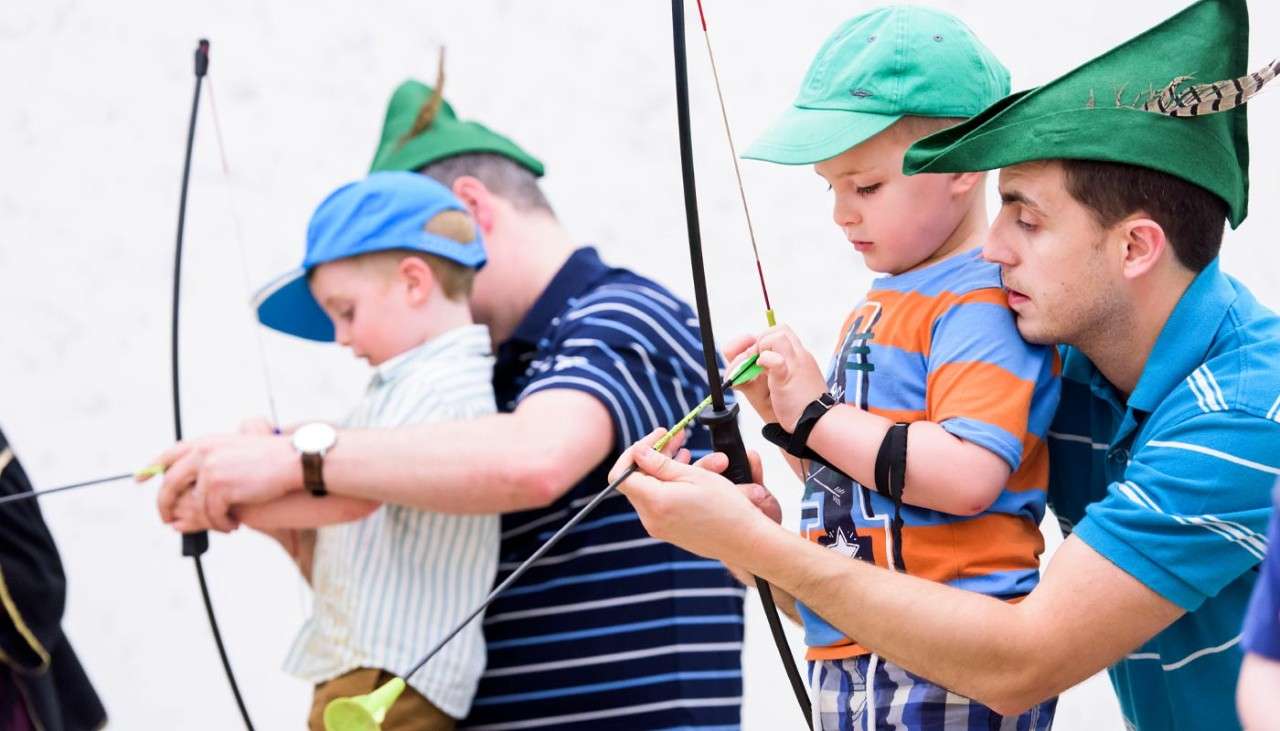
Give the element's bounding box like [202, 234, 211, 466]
[253, 171, 486, 342]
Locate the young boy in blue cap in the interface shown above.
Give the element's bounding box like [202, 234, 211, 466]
[240, 171, 498, 731]
[724, 7, 1060, 728]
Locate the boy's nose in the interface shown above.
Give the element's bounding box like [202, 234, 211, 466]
[833, 201, 861, 229]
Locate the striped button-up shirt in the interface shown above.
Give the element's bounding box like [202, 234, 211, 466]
[284, 324, 499, 719]
[1048, 259, 1280, 730]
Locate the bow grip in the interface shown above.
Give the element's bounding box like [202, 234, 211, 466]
[183, 531, 209, 557]
[697, 401, 753, 486]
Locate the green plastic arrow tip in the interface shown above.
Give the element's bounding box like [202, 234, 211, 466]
[323, 676, 406, 731]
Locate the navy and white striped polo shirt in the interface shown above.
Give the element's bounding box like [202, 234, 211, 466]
[1047, 259, 1280, 730]
[462, 247, 745, 730]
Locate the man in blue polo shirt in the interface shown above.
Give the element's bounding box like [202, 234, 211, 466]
[611, 1, 1280, 728]
[150, 78, 745, 728]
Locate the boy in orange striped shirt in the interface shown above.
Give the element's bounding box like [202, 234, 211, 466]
[727, 7, 1060, 729]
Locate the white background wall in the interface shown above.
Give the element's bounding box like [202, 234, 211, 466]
[1, 1, 1276, 728]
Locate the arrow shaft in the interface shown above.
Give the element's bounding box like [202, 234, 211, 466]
[694, 3, 774, 324]
[0, 472, 135, 507]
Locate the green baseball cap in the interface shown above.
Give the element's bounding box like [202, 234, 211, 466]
[903, 0, 1261, 228]
[743, 6, 1010, 165]
[369, 79, 545, 176]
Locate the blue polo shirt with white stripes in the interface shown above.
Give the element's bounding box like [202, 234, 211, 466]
[1047, 258, 1280, 731]
[462, 247, 745, 730]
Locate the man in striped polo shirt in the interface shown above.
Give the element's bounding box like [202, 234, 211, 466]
[614, 1, 1280, 728]
[151, 79, 746, 727]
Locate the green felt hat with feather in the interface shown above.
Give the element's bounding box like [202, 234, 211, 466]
[369, 50, 544, 177]
[903, 0, 1276, 228]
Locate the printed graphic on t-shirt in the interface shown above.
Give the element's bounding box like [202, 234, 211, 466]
[799, 300, 889, 570]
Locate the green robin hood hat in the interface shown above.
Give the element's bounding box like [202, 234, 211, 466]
[744, 6, 1009, 165]
[369, 54, 544, 176]
[904, 0, 1278, 228]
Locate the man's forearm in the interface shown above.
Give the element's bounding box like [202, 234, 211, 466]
[615, 433, 1180, 715]
[321, 412, 600, 513]
[768, 580, 802, 624]
[743, 521, 1050, 713]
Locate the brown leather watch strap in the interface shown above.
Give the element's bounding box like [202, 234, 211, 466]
[301, 451, 326, 497]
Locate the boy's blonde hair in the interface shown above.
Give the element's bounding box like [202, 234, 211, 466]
[363, 209, 480, 301]
[892, 116, 966, 143]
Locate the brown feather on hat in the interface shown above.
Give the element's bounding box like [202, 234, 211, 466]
[1140, 59, 1280, 117]
[399, 48, 447, 148]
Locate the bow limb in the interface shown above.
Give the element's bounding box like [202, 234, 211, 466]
[171, 37, 258, 731]
[668, 2, 813, 726]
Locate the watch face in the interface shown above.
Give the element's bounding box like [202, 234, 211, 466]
[293, 422, 336, 453]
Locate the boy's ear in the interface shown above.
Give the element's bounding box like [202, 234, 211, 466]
[451, 176, 498, 234]
[950, 171, 985, 197]
[398, 256, 438, 306]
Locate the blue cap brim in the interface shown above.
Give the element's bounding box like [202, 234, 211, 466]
[253, 268, 335, 342]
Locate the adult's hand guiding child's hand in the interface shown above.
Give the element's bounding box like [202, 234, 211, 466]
[144, 432, 300, 534]
[612, 429, 784, 565]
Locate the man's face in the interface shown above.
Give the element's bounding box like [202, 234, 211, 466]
[984, 161, 1125, 346]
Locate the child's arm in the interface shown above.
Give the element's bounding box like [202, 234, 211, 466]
[254, 526, 317, 583]
[806, 409, 1010, 515]
[237, 496, 377, 583]
[235, 493, 379, 530]
[752, 320, 1046, 516]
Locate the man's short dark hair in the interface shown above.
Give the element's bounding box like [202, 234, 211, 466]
[1060, 159, 1228, 272]
[419, 152, 554, 215]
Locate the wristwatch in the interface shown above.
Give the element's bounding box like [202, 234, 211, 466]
[291, 422, 337, 497]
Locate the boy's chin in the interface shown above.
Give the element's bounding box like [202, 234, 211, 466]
[859, 251, 910, 276]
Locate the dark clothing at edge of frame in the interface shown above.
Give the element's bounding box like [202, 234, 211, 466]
[0, 428, 106, 731]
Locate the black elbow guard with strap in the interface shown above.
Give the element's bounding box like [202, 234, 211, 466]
[762, 410, 911, 571]
[874, 422, 910, 572]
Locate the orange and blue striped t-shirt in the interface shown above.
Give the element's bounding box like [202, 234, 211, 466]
[797, 248, 1061, 660]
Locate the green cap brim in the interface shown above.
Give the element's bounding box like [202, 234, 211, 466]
[743, 107, 902, 165]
